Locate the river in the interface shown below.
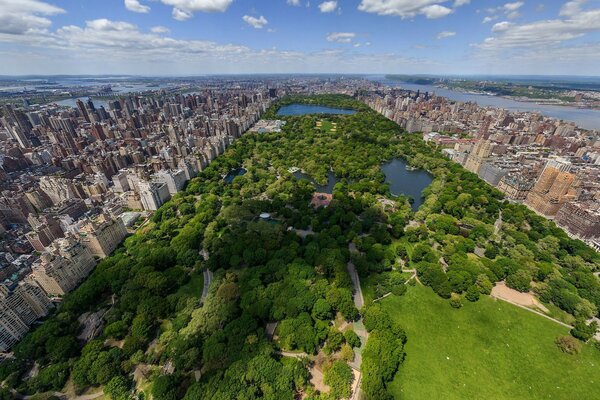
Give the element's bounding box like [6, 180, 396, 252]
[369, 76, 600, 130]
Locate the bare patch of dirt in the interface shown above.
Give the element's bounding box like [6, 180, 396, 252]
[491, 281, 549, 312]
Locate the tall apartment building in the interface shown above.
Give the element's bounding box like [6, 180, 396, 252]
[153, 169, 187, 195]
[30, 238, 96, 296]
[79, 214, 128, 258]
[464, 140, 494, 174]
[138, 181, 170, 211]
[525, 158, 577, 217]
[0, 282, 52, 351]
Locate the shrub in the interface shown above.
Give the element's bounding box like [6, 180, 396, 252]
[449, 293, 462, 309]
[571, 320, 598, 342]
[555, 335, 581, 355]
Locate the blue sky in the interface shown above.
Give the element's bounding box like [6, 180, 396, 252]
[0, 0, 599, 75]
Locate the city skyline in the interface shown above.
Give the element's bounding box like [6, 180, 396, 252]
[1, 0, 600, 76]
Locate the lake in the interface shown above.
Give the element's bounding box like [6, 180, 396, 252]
[224, 168, 246, 183]
[370, 76, 600, 130]
[293, 170, 338, 194]
[382, 158, 433, 211]
[277, 104, 357, 116]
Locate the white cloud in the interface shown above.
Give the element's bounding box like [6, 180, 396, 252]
[436, 30, 456, 39]
[319, 1, 338, 13]
[503, 1, 524, 11]
[422, 4, 453, 18]
[124, 0, 150, 13]
[357, 0, 455, 19]
[482, 16, 497, 23]
[491, 21, 514, 32]
[478, 7, 600, 50]
[172, 7, 192, 20]
[0, 0, 65, 34]
[560, 0, 585, 17]
[326, 32, 356, 42]
[151, 25, 171, 33]
[242, 15, 268, 29]
[287, 0, 301, 5]
[161, 0, 233, 20]
[0, 17, 444, 75]
[453, 0, 470, 6]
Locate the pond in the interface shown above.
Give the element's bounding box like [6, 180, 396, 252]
[224, 168, 246, 183]
[277, 104, 357, 116]
[293, 170, 339, 194]
[382, 158, 433, 211]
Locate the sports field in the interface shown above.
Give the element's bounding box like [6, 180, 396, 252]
[379, 285, 600, 400]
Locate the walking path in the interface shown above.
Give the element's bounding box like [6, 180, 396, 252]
[201, 269, 213, 300]
[492, 295, 573, 329]
[346, 243, 367, 399]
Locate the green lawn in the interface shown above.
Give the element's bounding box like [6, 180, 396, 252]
[175, 272, 204, 297]
[380, 285, 600, 400]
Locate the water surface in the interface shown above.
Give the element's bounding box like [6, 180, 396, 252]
[382, 158, 433, 211]
[224, 168, 247, 183]
[370, 76, 600, 130]
[293, 171, 339, 194]
[277, 104, 357, 116]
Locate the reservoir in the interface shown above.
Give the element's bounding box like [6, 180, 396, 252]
[277, 104, 357, 116]
[370, 76, 600, 130]
[382, 158, 433, 211]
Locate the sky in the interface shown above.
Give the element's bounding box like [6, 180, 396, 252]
[0, 0, 599, 76]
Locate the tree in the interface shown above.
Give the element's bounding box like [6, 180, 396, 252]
[311, 298, 333, 320]
[465, 285, 480, 302]
[338, 343, 354, 362]
[152, 374, 182, 400]
[323, 361, 354, 400]
[105, 375, 132, 400]
[324, 328, 345, 355]
[506, 270, 531, 293]
[344, 329, 361, 348]
[475, 274, 493, 295]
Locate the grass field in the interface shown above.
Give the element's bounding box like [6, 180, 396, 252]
[379, 285, 600, 400]
[175, 272, 204, 297]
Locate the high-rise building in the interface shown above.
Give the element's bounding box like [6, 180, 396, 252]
[79, 214, 128, 258]
[0, 282, 52, 351]
[525, 158, 577, 217]
[153, 169, 187, 195]
[30, 238, 96, 296]
[138, 181, 170, 211]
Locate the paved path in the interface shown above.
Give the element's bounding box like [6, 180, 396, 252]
[202, 269, 213, 300]
[494, 210, 503, 235]
[275, 350, 308, 359]
[347, 261, 364, 309]
[492, 295, 573, 329]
